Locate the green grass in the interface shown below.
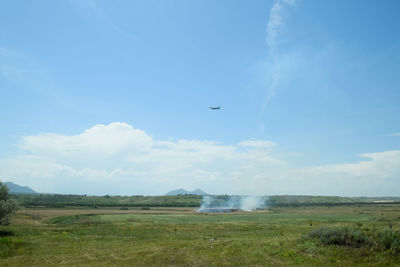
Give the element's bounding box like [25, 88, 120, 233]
[0, 204, 399, 266]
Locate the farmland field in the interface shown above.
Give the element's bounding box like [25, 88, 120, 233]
[1, 204, 400, 266]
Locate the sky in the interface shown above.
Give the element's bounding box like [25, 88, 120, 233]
[0, 0, 400, 196]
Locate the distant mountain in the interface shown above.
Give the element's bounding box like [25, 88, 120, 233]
[4, 182, 38, 194]
[165, 188, 207, 196]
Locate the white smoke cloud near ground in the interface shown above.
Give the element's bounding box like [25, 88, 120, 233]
[1, 122, 400, 196]
[198, 195, 269, 212]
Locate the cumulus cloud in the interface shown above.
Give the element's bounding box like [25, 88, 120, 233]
[2, 122, 284, 195]
[21, 122, 152, 162]
[1, 122, 400, 196]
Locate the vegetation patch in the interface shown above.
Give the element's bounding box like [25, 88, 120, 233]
[46, 214, 98, 225]
[0, 237, 26, 258]
[308, 227, 400, 254]
[11, 194, 203, 208]
[379, 229, 400, 254]
[308, 227, 373, 247]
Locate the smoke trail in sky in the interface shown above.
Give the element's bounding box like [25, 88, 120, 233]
[262, 0, 296, 124]
[267, 0, 295, 47]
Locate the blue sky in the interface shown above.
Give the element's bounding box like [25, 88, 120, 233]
[1, 0, 400, 196]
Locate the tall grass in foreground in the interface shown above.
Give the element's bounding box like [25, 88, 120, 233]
[379, 229, 400, 253]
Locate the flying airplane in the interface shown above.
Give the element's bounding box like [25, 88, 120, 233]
[209, 106, 221, 110]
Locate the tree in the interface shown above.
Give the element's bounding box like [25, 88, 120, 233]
[0, 181, 17, 225]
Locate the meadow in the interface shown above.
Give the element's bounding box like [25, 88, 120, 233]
[0, 203, 399, 266]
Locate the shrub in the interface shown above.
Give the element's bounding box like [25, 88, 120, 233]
[0, 182, 17, 225]
[308, 227, 400, 255]
[308, 227, 373, 248]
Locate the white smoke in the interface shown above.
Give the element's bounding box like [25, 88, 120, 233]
[198, 195, 269, 212]
[240, 196, 266, 211]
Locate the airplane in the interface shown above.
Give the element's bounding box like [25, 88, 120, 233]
[209, 106, 221, 110]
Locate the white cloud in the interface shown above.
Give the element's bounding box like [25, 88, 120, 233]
[1, 122, 400, 196]
[21, 122, 152, 161]
[2, 122, 284, 195]
[290, 151, 400, 196]
[388, 133, 400, 136]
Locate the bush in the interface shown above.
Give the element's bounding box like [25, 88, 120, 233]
[308, 227, 373, 248]
[0, 182, 17, 225]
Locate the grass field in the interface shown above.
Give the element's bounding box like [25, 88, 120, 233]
[0, 204, 399, 266]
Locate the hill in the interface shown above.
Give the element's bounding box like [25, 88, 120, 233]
[165, 188, 207, 196]
[4, 182, 38, 194]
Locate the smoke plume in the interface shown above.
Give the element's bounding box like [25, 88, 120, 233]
[198, 195, 269, 212]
